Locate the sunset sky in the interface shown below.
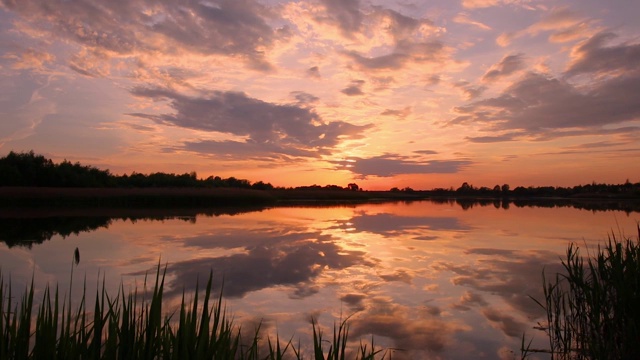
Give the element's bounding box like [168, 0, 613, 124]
[1, 0, 639, 190]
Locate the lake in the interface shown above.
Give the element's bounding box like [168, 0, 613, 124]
[1, 200, 638, 359]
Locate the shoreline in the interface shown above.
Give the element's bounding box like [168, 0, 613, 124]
[0, 187, 639, 216]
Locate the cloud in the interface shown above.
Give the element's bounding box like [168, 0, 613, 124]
[381, 106, 411, 118]
[453, 13, 491, 30]
[526, 6, 586, 36]
[565, 141, 628, 150]
[482, 53, 525, 82]
[565, 32, 640, 78]
[496, 32, 515, 47]
[1, 45, 55, 70]
[1, 0, 137, 57]
[2, 0, 283, 71]
[334, 154, 472, 177]
[343, 51, 408, 71]
[0, 73, 55, 144]
[68, 49, 111, 78]
[534, 139, 640, 156]
[318, 0, 363, 37]
[182, 140, 319, 160]
[290, 91, 320, 106]
[425, 75, 441, 86]
[453, 81, 486, 100]
[413, 149, 438, 155]
[461, 0, 499, 9]
[335, 8, 446, 74]
[117, 121, 156, 132]
[333, 153, 472, 178]
[549, 22, 593, 43]
[2, 0, 453, 89]
[392, 40, 446, 65]
[413, 235, 443, 241]
[316, 1, 436, 44]
[372, 7, 436, 41]
[306, 66, 321, 79]
[451, 59, 640, 138]
[129, 87, 373, 159]
[466, 132, 521, 143]
[341, 80, 365, 96]
[462, 0, 536, 10]
[496, 6, 592, 47]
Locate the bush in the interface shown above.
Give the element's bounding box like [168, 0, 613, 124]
[524, 225, 640, 359]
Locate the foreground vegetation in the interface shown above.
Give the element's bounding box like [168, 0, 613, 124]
[0, 264, 385, 359]
[524, 226, 640, 359]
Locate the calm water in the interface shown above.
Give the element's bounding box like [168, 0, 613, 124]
[1, 200, 638, 359]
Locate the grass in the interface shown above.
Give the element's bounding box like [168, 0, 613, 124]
[0, 261, 386, 359]
[523, 225, 640, 359]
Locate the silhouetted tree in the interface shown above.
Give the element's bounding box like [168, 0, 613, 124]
[347, 183, 360, 191]
[0, 151, 265, 190]
[251, 181, 273, 190]
[456, 182, 474, 194]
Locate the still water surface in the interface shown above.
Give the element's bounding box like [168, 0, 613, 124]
[1, 200, 638, 359]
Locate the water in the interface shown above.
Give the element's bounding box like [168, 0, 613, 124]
[1, 200, 638, 359]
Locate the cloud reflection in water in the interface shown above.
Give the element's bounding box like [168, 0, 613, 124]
[333, 211, 470, 238]
[159, 227, 375, 298]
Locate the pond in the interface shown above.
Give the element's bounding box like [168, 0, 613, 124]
[1, 200, 638, 359]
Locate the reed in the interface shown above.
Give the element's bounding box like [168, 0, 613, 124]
[524, 225, 640, 359]
[0, 264, 385, 359]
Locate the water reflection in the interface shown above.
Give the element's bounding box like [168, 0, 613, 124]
[155, 227, 375, 299]
[3, 199, 636, 248]
[432, 197, 640, 214]
[441, 249, 563, 332]
[0, 207, 266, 247]
[0, 216, 113, 248]
[333, 211, 470, 239]
[1, 200, 637, 359]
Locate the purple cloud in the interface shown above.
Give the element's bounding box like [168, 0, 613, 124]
[333, 153, 472, 178]
[129, 87, 372, 159]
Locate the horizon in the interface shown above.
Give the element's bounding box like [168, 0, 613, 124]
[1, 1, 639, 191]
[3, 150, 638, 191]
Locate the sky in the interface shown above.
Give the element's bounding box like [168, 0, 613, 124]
[1, 0, 639, 190]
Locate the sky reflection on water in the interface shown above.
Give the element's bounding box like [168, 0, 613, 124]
[1, 201, 638, 359]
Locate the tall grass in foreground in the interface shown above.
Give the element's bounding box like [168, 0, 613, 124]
[523, 226, 640, 359]
[0, 265, 386, 359]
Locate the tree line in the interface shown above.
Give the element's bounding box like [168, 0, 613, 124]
[0, 151, 274, 189]
[2, 151, 638, 198]
[427, 181, 640, 199]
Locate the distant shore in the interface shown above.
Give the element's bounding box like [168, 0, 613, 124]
[0, 186, 429, 208]
[1, 186, 638, 209]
